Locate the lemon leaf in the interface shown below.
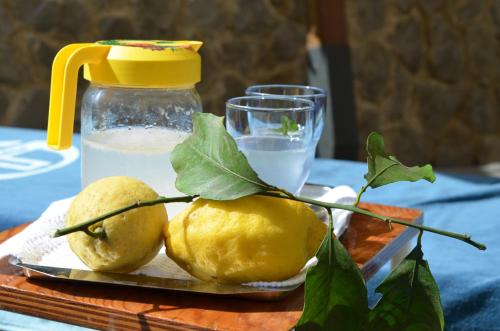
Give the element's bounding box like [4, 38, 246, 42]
[277, 115, 299, 135]
[365, 132, 435, 188]
[296, 227, 368, 330]
[366, 244, 444, 331]
[171, 113, 272, 200]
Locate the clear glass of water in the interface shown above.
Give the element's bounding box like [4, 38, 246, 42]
[245, 84, 326, 145]
[226, 96, 315, 195]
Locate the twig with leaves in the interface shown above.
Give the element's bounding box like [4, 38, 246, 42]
[55, 113, 485, 331]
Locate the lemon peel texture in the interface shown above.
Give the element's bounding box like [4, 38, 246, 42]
[66, 176, 167, 273]
[164, 195, 326, 284]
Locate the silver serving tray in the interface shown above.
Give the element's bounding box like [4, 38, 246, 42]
[9, 256, 299, 301]
[9, 184, 336, 301]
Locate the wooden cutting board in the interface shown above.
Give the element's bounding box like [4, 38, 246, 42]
[0, 203, 421, 331]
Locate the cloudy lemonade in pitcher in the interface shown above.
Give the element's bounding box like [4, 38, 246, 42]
[82, 127, 190, 216]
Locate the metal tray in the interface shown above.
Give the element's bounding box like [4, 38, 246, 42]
[10, 257, 300, 301]
[9, 184, 338, 301]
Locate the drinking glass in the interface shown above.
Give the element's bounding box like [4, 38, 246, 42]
[226, 96, 315, 195]
[245, 84, 326, 145]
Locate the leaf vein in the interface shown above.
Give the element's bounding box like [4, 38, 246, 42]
[187, 142, 268, 190]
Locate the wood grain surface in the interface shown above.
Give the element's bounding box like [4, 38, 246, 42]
[0, 203, 421, 331]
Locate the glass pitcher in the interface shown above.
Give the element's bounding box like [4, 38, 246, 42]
[47, 40, 203, 216]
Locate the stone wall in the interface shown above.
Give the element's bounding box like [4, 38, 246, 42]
[1, 0, 498, 166]
[0, 0, 307, 130]
[346, 0, 500, 166]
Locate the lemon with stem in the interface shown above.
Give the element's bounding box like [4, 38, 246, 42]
[164, 195, 326, 284]
[66, 176, 167, 273]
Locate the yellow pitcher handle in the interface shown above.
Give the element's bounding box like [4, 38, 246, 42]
[47, 44, 110, 150]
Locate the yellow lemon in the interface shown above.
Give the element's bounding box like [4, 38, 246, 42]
[66, 176, 167, 273]
[164, 195, 326, 284]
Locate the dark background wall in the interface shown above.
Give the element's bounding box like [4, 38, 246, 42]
[0, 0, 307, 131]
[347, 0, 500, 166]
[0, 0, 498, 166]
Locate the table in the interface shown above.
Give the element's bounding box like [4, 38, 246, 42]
[1, 126, 499, 330]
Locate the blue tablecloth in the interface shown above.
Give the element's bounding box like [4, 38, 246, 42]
[1, 126, 499, 330]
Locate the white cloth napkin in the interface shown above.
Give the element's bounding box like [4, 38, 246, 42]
[0, 185, 356, 288]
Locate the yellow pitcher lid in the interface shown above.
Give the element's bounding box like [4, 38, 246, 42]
[83, 40, 202, 87]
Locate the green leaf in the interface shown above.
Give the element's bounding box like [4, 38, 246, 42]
[366, 245, 444, 331]
[277, 115, 299, 135]
[296, 225, 368, 331]
[171, 113, 271, 200]
[365, 132, 436, 188]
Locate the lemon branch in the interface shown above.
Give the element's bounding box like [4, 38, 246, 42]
[53, 195, 195, 238]
[54, 190, 486, 251]
[259, 191, 486, 251]
[354, 163, 398, 206]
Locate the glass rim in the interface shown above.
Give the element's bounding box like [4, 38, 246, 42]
[245, 84, 327, 98]
[226, 96, 315, 113]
